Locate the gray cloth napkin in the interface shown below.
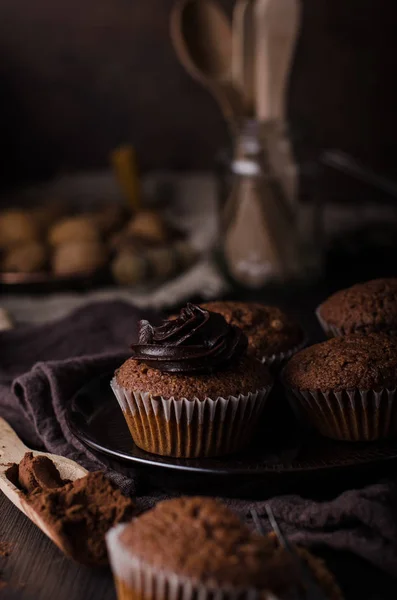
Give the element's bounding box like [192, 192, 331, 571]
[0, 301, 152, 493]
[1, 300, 397, 589]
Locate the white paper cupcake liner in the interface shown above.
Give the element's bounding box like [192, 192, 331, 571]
[285, 385, 397, 441]
[315, 306, 344, 338]
[111, 378, 272, 458]
[106, 524, 280, 600]
[260, 337, 307, 369]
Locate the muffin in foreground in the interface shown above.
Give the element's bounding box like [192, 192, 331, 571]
[201, 301, 305, 366]
[317, 278, 397, 337]
[111, 303, 272, 458]
[106, 497, 342, 600]
[283, 333, 397, 441]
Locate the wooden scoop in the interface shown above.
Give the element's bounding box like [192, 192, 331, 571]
[170, 0, 244, 132]
[0, 418, 88, 556]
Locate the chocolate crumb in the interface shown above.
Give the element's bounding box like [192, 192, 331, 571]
[5, 463, 19, 487]
[0, 542, 12, 558]
[18, 452, 68, 493]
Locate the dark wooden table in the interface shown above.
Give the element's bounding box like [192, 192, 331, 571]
[2, 488, 397, 600]
[0, 495, 116, 600]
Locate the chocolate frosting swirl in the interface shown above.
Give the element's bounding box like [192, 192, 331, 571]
[130, 303, 248, 374]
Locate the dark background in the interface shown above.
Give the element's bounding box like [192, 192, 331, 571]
[0, 0, 397, 196]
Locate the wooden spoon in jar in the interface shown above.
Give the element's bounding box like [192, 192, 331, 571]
[170, 0, 244, 133]
[232, 0, 256, 117]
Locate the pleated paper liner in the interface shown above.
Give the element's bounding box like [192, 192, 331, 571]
[285, 385, 397, 442]
[106, 524, 280, 600]
[111, 379, 272, 458]
[260, 336, 307, 369]
[66, 373, 397, 497]
[315, 306, 344, 338]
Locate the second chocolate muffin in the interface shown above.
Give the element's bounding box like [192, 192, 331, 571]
[111, 304, 272, 458]
[283, 333, 397, 441]
[202, 301, 305, 366]
[317, 278, 397, 337]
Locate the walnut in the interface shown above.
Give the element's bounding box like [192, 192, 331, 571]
[2, 242, 47, 273]
[52, 240, 107, 275]
[0, 210, 40, 248]
[48, 216, 100, 246]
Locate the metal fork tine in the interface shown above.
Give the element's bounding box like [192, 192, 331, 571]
[250, 506, 328, 600]
[251, 508, 267, 536]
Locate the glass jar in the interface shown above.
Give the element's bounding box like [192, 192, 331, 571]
[217, 119, 323, 289]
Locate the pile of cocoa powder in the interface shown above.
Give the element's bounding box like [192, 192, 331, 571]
[7, 452, 135, 566]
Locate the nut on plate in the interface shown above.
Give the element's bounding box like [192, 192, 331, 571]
[48, 216, 100, 246]
[2, 242, 47, 273]
[111, 249, 147, 286]
[126, 210, 169, 244]
[0, 210, 40, 248]
[173, 241, 197, 269]
[93, 204, 127, 235]
[145, 247, 176, 280]
[52, 240, 107, 276]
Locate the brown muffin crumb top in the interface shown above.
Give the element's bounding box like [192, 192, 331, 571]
[202, 302, 303, 358]
[319, 278, 397, 335]
[119, 497, 341, 598]
[284, 333, 397, 392]
[115, 355, 271, 400]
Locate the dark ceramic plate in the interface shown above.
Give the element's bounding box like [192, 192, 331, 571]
[66, 373, 397, 496]
[0, 268, 110, 293]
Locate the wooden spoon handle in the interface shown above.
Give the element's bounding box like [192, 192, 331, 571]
[212, 82, 244, 131]
[232, 0, 256, 116]
[170, 0, 241, 133]
[255, 0, 301, 123]
[0, 417, 30, 465]
[255, 0, 301, 208]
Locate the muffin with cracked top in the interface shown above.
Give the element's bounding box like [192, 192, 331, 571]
[106, 496, 342, 600]
[283, 333, 397, 441]
[317, 278, 397, 337]
[111, 303, 272, 458]
[201, 301, 305, 367]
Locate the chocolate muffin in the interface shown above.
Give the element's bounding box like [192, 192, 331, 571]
[202, 301, 304, 366]
[317, 278, 397, 337]
[283, 333, 397, 441]
[111, 304, 272, 458]
[106, 497, 342, 600]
